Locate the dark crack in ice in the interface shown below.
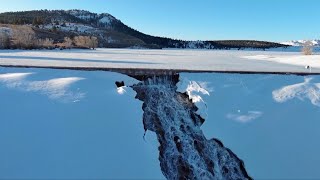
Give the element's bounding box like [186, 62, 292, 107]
[129, 74, 252, 180]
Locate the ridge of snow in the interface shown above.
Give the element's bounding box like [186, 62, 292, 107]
[0, 72, 33, 88]
[0, 72, 33, 81]
[26, 77, 85, 100]
[272, 77, 320, 107]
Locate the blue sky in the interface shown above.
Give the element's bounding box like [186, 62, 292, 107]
[0, 0, 319, 41]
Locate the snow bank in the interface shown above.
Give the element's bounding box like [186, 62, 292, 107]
[0, 72, 33, 88]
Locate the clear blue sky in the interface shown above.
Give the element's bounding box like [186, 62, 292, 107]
[0, 0, 319, 42]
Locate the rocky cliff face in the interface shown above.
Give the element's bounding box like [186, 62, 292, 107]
[131, 75, 252, 179]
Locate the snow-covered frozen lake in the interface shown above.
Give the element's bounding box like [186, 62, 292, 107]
[1, 48, 320, 74]
[1, 66, 320, 179]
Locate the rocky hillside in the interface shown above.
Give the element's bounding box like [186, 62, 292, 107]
[0, 10, 288, 49]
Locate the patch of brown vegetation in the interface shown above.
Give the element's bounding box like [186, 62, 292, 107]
[0, 24, 98, 50]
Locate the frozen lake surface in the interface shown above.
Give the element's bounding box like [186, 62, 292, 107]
[1, 48, 320, 74]
[1, 66, 319, 179]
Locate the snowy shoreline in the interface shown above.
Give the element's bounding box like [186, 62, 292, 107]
[1, 64, 320, 76]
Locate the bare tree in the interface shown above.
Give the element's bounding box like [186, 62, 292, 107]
[37, 38, 54, 49]
[89, 36, 98, 50]
[302, 40, 313, 55]
[63, 37, 73, 48]
[12, 26, 36, 49]
[73, 36, 87, 48]
[73, 36, 98, 49]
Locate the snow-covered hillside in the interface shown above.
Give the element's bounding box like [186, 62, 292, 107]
[1, 66, 320, 179]
[66, 10, 116, 25]
[38, 10, 117, 34]
[42, 23, 98, 33]
[66, 10, 98, 20]
[281, 39, 320, 46]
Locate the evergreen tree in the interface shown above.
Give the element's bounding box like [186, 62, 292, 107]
[51, 26, 57, 33]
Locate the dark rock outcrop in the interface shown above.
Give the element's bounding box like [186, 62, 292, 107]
[131, 74, 252, 180]
[115, 81, 125, 88]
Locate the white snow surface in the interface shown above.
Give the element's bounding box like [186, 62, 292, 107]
[1, 48, 320, 73]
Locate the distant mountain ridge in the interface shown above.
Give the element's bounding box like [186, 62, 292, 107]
[0, 9, 288, 49]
